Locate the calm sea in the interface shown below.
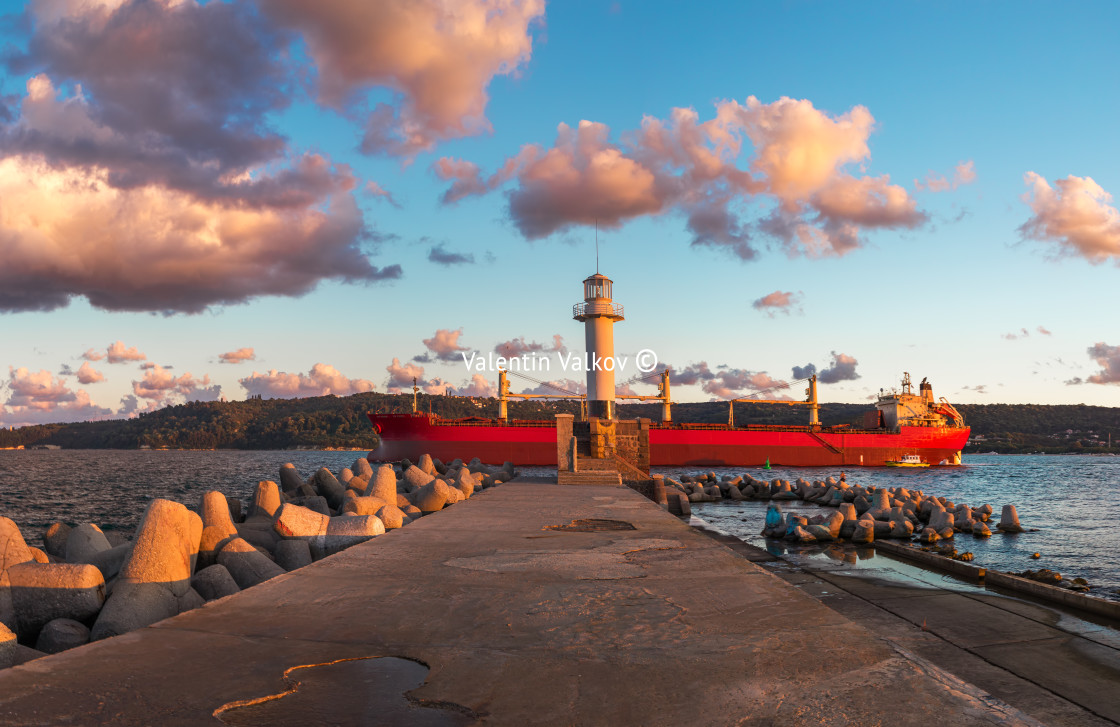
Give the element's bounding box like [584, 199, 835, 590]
[1, 451, 1116, 597]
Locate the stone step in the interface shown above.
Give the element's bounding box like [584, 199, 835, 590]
[557, 471, 623, 486]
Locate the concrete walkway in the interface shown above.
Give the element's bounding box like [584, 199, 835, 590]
[0, 481, 1049, 725]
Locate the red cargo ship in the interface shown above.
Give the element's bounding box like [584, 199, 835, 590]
[368, 373, 969, 467]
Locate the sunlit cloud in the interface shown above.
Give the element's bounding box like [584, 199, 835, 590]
[106, 340, 146, 363]
[75, 361, 105, 384]
[0, 1, 402, 313]
[435, 96, 928, 259]
[1067, 342, 1120, 385]
[915, 160, 977, 192]
[413, 328, 471, 363]
[751, 290, 803, 316]
[0, 367, 112, 426]
[240, 363, 375, 398]
[219, 348, 256, 364]
[665, 361, 788, 399]
[1020, 172, 1120, 263]
[495, 335, 566, 358]
[133, 365, 221, 404]
[263, 0, 545, 157]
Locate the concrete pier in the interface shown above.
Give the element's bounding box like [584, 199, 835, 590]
[0, 479, 1098, 724]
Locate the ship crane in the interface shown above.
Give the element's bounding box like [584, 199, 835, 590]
[615, 369, 673, 423]
[727, 375, 820, 429]
[497, 369, 586, 422]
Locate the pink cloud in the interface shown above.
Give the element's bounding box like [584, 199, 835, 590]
[457, 373, 497, 398]
[818, 352, 860, 383]
[240, 363, 375, 399]
[365, 181, 400, 208]
[1020, 172, 1120, 263]
[1037, 326, 1052, 336]
[264, 0, 545, 156]
[0, 1, 402, 314]
[81, 348, 105, 361]
[415, 328, 470, 363]
[666, 361, 788, 399]
[1085, 343, 1120, 385]
[133, 365, 221, 403]
[75, 361, 105, 384]
[436, 96, 927, 258]
[106, 340, 146, 363]
[916, 160, 977, 192]
[0, 367, 112, 426]
[518, 378, 586, 396]
[385, 358, 426, 391]
[752, 290, 802, 316]
[494, 335, 566, 358]
[219, 348, 256, 364]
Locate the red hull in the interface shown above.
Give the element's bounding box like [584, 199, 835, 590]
[367, 413, 969, 467]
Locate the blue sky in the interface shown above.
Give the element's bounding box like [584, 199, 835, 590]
[1, 0, 1119, 427]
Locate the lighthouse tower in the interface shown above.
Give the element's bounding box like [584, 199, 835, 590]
[573, 273, 624, 420]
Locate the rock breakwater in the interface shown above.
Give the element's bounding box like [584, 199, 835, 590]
[0, 454, 517, 669]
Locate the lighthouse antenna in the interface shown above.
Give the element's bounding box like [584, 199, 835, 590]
[595, 219, 599, 274]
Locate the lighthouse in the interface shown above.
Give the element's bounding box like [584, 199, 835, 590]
[573, 273, 624, 419]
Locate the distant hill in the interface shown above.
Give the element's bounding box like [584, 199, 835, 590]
[2, 394, 1117, 454]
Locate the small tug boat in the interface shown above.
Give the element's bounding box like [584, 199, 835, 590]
[884, 454, 930, 468]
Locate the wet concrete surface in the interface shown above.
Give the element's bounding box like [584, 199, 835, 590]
[700, 526, 1120, 726]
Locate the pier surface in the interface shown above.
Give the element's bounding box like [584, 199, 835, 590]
[0, 479, 1110, 725]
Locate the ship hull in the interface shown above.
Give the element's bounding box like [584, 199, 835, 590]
[367, 413, 969, 467]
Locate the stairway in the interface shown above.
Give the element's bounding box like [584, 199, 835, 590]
[557, 456, 623, 486]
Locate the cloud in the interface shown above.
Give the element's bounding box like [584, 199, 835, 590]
[219, 348, 256, 364]
[365, 181, 400, 208]
[385, 357, 426, 391]
[752, 290, 802, 316]
[436, 96, 927, 258]
[0, 367, 112, 426]
[263, 0, 545, 157]
[1002, 328, 1031, 341]
[413, 328, 471, 363]
[456, 373, 497, 398]
[518, 378, 586, 396]
[915, 160, 977, 192]
[961, 384, 988, 394]
[494, 335, 566, 358]
[1020, 172, 1120, 263]
[1037, 326, 1052, 336]
[75, 361, 105, 384]
[666, 361, 788, 399]
[1077, 342, 1120, 385]
[0, 1, 401, 313]
[428, 243, 475, 266]
[133, 365, 221, 404]
[81, 348, 105, 361]
[239, 363, 375, 399]
[106, 340, 146, 363]
[791, 363, 817, 379]
[818, 351, 860, 383]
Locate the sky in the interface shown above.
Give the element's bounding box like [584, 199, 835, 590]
[1, 0, 1120, 428]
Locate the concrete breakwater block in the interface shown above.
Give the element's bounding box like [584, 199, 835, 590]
[367, 465, 397, 501]
[34, 618, 90, 654]
[90, 499, 201, 641]
[279, 463, 304, 493]
[8, 562, 106, 641]
[273, 504, 330, 538]
[191, 565, 240, 601]
[217, 538, 285, 590]
[63, 524, 112, 565]
[250, 480, 283, 519]
[43, 523, 71, 558]
[274, 540, 313, 571]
